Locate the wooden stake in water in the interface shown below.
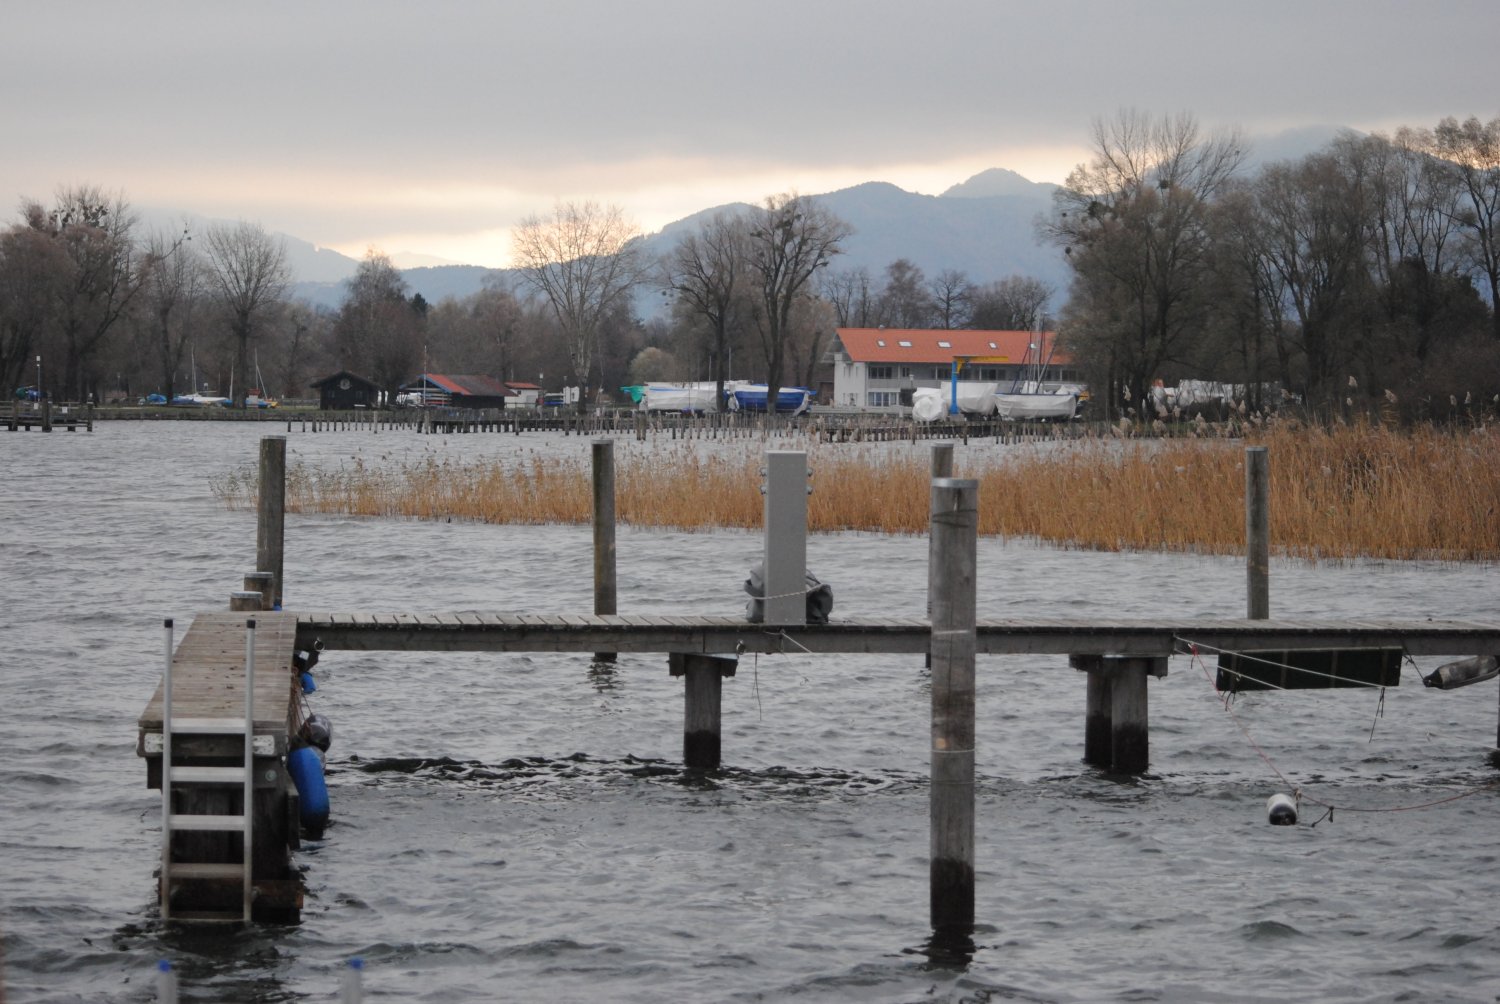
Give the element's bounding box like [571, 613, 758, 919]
[256, 436, 287, 609]
[929, 477, 978, 936]
[1246, 446, 1269, 620]
[592, 439, 617, 662]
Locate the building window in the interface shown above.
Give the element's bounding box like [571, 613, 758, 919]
[934, 366, 951, 380]
[898, 340, 913, 348]
[867, 390, 899, 407]
[900, 366, 912, 378]
[868, 365, 894, 380]
[937, 340, 951, 349]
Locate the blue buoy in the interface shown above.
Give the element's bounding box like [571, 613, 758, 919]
[288, 745, 329, 838]
[300, 671, 317, 694]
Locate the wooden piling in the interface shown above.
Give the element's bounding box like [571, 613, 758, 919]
[669, 652, 737, 770]
[592, 439, 617, 663]
[1071, 655, 1167, 773]
[244, 572, 275, 610]
[929, 477, 978, 936]
[256, 436, 286, 609]
[229, 590, 263, 611]
[1110, 659, 1150, 773]
[1246, 446, 1269, 620]
[1083, 663, 1112, 766]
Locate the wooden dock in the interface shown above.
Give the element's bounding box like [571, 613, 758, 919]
[138, 435, 1500, 938]
[136, 610, 304, 921]
[292, 611, 1500, 659]
[4, 401, 93, 431]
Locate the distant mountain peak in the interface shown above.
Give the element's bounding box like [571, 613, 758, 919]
[941, 168, 1055, 199]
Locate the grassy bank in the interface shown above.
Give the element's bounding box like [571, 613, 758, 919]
[212, 422, 1500, 562]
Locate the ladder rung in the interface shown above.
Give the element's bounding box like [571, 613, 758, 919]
[169, 717, 253, 735]
[169, 813, 247, 832]
[167, 862, 246, 880]
[169, 766, 248, 784]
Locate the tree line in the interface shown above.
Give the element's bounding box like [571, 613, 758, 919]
[5, 110, 1495, 420]
[0, 184, 1051, 410]
[1046, 110, 1500, 421]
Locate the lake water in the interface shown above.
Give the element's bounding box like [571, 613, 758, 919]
[3, 421, 1499, 1003]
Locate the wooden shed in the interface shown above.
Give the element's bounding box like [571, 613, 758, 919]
[310, 371, 380, 411]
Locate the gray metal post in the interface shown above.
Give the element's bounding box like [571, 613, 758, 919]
[1246, 446, 1269, 620]
[256, 436, 287, 609]
[929, 477, 978, 936]
[592, 439, 618, 662]
[763, 451, 808, 625]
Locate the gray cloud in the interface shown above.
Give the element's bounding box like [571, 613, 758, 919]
[3, 0, 1495, 258]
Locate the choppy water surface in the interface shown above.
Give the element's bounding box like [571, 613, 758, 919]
[3, 421, 1499, 1002]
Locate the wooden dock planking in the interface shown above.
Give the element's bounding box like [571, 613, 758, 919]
[292, 612, 1500, 659]
[138, 611, 300, 736]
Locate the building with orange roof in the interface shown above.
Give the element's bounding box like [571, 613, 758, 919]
[828, 328, 1079, 408]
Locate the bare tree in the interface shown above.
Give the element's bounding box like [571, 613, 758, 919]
[968, 275, 1052, 331]
[512, 201, 644, 410]
[28, 186, 143, 400]
[744, 193, 851, 409]
[660, 209, 750, 405]
[0, 212, 69, 394]
[202, 220, 289, 407]
[1431, 116, 1500, 340]
[818, 265, 877, 327]
[334, 251, 424, 407]
[929, 269, 972, 328]
[138, 224, 203, 402]
[875, 258, 934, 328]
[1044, 109, 1244, 413]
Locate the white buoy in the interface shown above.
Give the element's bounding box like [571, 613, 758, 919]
[157, 960, 178, 1003]
[342, 957, 364, 1003]
[1266, 793, 1298, 825]
[1421, 655, 1499, 690]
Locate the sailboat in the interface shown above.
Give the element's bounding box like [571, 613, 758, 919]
[245, 353, 279, 408]
[993, 337, 1079, 420]
[172, 347, 229, 406]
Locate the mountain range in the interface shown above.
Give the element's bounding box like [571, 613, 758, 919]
[260, 125, 1350, 313]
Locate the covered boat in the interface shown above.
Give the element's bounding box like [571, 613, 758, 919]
[639, 382, 720, 412]
[727, 384, 812, 414]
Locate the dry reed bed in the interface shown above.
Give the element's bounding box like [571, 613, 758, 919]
[211, 423, 1500, 562]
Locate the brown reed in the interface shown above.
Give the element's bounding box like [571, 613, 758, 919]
[209, 421, 1500, 562]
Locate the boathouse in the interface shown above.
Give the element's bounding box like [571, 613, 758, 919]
[310, 371, 380, 411]
[829, 328, 1080, 408]
[398, 373, 526, 409]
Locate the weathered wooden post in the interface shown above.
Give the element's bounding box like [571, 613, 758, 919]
[1110, 657, 1151, 773]
[256, 436, 286, 609]
[1246, 445, 1269, 620]
[931, 442, 954, 480]
[229, 590, 263, 611]
[669, 653, 738, 770]
[42, 398, 53, 432]
[592, 439, 617, 662]
[763, 451, 809, 625]
[1069, 655, 1113, 767]
[929, 476, 978, 937]
[244, 572, 275, 610]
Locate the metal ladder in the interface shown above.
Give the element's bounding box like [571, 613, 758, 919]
[160, 617, 257, 923]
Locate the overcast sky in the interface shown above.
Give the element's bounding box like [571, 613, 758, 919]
[3, 0, 1496, 267]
